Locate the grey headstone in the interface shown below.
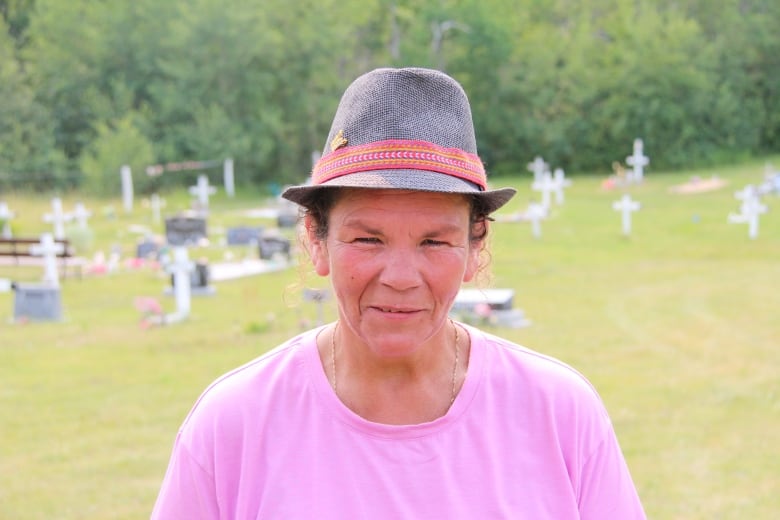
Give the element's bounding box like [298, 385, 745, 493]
[13, 283, 62, 321]
[136, 240, 159, 259]
[226, 226, 264, 246]
[258, 236, 291, 260]
[165, 214, 207, 246]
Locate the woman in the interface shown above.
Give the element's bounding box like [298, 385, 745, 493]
[152, 68, 645, 518]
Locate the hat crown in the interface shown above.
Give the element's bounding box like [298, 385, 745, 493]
[322, 68, 478, 157]
[281, 67, 517, 214]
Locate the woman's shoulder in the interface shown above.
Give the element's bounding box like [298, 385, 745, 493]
[468, 325, 606, 409]
[180, 328, 319, 426]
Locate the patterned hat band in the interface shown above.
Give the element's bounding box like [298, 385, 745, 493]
[312, 139, 487, 191]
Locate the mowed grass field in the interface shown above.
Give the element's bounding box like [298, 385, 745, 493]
[1, 159, 778, 519]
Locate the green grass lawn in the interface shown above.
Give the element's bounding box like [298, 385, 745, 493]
[1, 159, 778, 519]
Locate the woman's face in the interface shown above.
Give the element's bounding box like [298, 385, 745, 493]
[308, 189, 480, 358]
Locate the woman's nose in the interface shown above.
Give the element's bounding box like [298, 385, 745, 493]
[378, 248, 422, 291]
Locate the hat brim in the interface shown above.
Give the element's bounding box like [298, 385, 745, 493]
[281, 170, 516, 215]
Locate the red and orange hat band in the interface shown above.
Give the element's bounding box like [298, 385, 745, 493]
[312, 139, 487, 190]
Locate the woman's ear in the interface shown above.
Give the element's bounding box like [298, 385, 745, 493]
[305, 215, 330, 276]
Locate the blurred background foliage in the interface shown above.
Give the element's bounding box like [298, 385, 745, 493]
[0, 0, 777, 194]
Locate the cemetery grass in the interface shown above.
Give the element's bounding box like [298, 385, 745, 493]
[1, 158, 778, 519]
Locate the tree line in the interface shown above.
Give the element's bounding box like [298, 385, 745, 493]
[0, 0, 777, 195]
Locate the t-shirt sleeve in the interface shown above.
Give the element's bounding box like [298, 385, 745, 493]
[577, 425, 646, 519]
[150, 432, 219, 520]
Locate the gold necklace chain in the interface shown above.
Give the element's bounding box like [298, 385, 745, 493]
[330, 320, 461, 405]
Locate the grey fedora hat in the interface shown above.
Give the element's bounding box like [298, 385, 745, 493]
[282, 67, 516, 214]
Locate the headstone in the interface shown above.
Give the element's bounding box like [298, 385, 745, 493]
[189, 174, 216, 212]
[13, 282, 62, 321]
[72, 202, 92, 229]
[277, 197, 299, 228]
[169, 258, 214, 294]
[527, 156, 549, 183]
[626, 138, 649, 183]
[0, 201, 14, 238]
[728, 187, 767, 239]
[150, 193, 166, 224]
[612, 194, 640, 236]
[43, 198, 71, 240]
[452, 288, 515, 312]
[226, 226, 264, 246]
[451, 288, 531, 329]
[29, 233, 64, 286]
[165, 213, 207, 246]
[552, 168, 572, 205]
[531, 170, 557, 209]
[136, 238, 160, 259]
[223, 158, 235, 198]
[258, 235, 291, 260]
[121, 165, 134, 213]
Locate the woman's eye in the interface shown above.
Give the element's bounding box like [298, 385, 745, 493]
[422, 239, 446, 246]
[354, 237, 380, 244]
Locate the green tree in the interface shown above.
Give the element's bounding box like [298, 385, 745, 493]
[80, 113, 155, 196]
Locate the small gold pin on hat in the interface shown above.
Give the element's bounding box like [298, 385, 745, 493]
[330, 129, 348, 151]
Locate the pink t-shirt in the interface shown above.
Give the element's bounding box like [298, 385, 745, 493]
[152, 325, 645, 519]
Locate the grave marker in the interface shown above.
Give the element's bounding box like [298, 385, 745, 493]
[303, 288, 330, 326]
[626, 138, 649, 183]
[612, 194, 641, 236]
[189, 174, 216, 212]
[226, 226, 264, 246]
[29, 233, 65, 286]
[223, 158, 235, 198]
[552, 168, 572, 205]
[121, 165, 134, 213]
[72, 202, 92, 229]
[168, 246, 193, 318]
[728, 187, 767, 239]
[258, 234, 291, 260]
[527, 156, 549, 182]
[165, 214, 207, 247]
[150, 194, 166, 224]
[0, 201, 14, 238]
[43, 198, 71, 240]
[532, 170, 557, 209]
[13, 283, 62, 321]
[525, 202, 547, 239]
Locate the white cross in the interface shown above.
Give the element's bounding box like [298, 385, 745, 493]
[552, 168, 572, 205]
[43, 198, 72, 240]
[168, 246, 193, 316]
[531, 170, 557, 209]
[0, 201, 14, 238]
[626, 139, 649, 183]
[72, 202, 92, 229]
[527, 156, 549, 182]
[612, 194, 640, 236]
[524, 202, 547, 238]
[729, 188, 767, 239]
[734, 184, 758, 211]
[30, 233, 65, 286]
[189, 175, 217, 210]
